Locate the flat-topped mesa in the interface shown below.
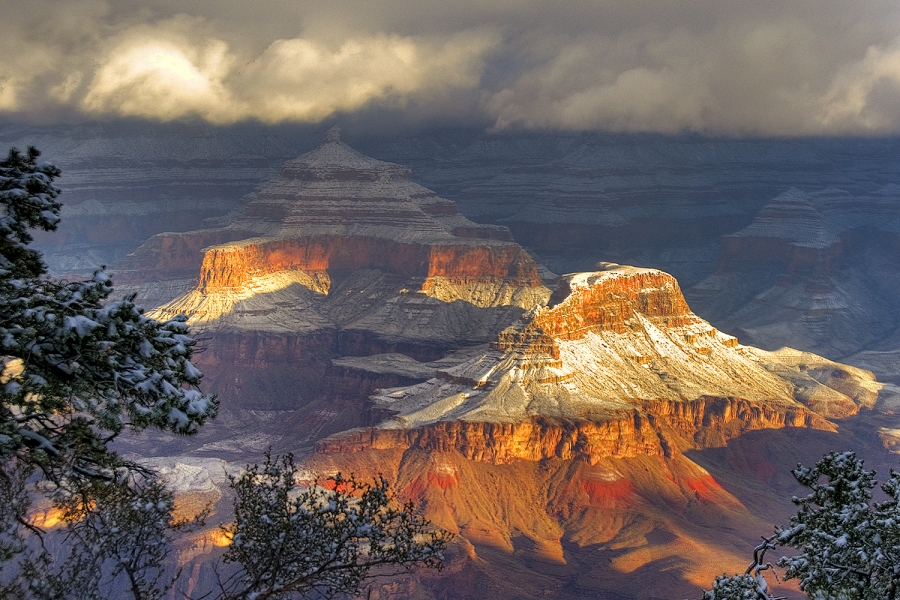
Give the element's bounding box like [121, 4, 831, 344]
[315, 263, 881, 462]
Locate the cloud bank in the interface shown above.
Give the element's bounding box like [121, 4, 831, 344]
[3, 0, 900, 135]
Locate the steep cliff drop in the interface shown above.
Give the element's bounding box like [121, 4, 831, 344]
[310, 263, 882, 599]
[122, 128, 550, 413]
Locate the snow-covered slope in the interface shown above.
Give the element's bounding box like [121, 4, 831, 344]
[314, 264, 879, 466]
[370, 264, 877, 429]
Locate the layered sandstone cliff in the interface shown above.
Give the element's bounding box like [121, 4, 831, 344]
[317, 264, 880, 463]
[143, 127, 549, 333]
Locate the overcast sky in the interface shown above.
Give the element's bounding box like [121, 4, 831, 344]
[3, 0, 900, 135]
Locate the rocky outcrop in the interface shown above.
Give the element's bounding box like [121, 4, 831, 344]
[315, 263, 879, 463]
[494, 265, 696, 358]
[303, 261, 884, 598]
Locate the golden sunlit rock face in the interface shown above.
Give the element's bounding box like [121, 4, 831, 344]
[139, 127, 549, 331]
[318, 264, 877, 461]
[193, 237, 541, 298]
[316, 398, 833, 465]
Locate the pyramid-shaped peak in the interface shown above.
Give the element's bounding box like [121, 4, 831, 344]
[727, 187, 840, 248]
[323, 125, 342, 143]
[280, 128, 411, 181]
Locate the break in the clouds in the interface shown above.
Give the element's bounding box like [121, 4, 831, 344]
[3, 0, 900, 135]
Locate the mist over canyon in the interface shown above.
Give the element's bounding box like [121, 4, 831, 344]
[9, 120, 900, 598]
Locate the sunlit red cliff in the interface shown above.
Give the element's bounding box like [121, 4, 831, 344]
[319, 263, 877, 462]
[307, 263, 881, 599]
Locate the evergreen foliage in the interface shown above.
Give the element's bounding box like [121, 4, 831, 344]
[778, 451, 900, 599]
[0, 145, 215, 598]
[701, 451, 900, 600]
[217, 452, 451, 600]
[0, 145, 217, 484]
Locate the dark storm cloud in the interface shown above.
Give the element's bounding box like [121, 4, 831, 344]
[3, 0, 900, 134]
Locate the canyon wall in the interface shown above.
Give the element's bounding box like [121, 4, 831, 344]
[316, 397, 829, 464]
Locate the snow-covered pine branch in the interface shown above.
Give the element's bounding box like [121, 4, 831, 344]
[777, 451, 900, 600]
[699, 451, 900, 600]
[0, 146, 218, 486]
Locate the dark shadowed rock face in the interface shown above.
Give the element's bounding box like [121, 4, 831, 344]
[690, 186, 900, 362]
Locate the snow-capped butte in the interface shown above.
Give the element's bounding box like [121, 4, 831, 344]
[377, 264, 877, 426]
[319, 263, 879, 461]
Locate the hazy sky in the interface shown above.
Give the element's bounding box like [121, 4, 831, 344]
[4, 0, 900, 135]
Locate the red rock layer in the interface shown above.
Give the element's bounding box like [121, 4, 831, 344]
[197, 236, 542, 293]
[494, 269, 695, 358]
[543, 270, 693, 335]
[315, 397, 830, 464]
